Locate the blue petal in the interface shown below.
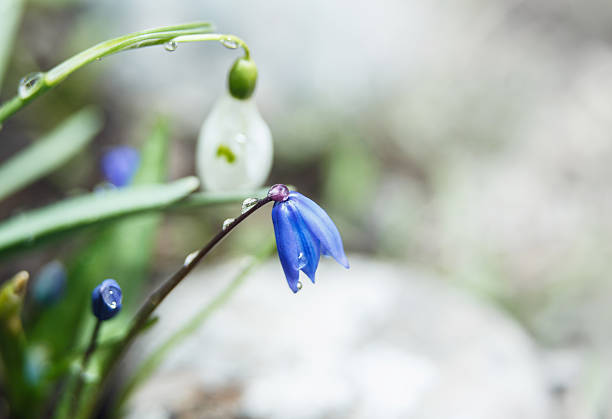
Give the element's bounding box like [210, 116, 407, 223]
[272, 202, 300, 292]
[286, 200, 320, 283]
[289, 192, 349, 269]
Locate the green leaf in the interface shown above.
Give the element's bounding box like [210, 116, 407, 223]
[0, 107, 103, 201]
[0, 176, 199, 254]
[0, 0, 24, 89]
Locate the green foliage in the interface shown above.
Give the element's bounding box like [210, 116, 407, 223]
[0, 0, 23, 89]
[0, 176, 199, 255]
[0, 17, 266, 419]
[0, 271, 32, 417]
[0, 107, 103, 201]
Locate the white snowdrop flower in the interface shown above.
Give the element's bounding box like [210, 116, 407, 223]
[196, 57, 273, 191]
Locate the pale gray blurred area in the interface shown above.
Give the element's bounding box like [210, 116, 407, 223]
[81, 0, 612, 417]
[130, 257, 551, 419]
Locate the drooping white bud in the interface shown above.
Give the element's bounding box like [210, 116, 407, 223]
[196, 93, 273, 191]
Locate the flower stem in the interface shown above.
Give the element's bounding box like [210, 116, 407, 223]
[116, 237, 276, 408]
[85, 196, 272, 415]
[0, 22, 252, 124]
[70, 319, 101, 417]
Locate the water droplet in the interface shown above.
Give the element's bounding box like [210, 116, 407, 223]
[220, 37, 238, 49]
[222, 218, 235, 230]
[297, 252, 306, 269]
[164, 41, 178, 52]
[109, 290, 114, 295]
[110, 301, 117, 309]
[296, 281, 303, 290]
[241, 198, 258, 214]
[18, 72, 44, 99]
[235, 133, 248, 144]
[95, 57, 102, 62]
[184, 250, 198, 266]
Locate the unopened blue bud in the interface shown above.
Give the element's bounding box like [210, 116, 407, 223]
[101, 146, 140, 187]
[91, 279, 122, 321]
[33, 260, 66, 306]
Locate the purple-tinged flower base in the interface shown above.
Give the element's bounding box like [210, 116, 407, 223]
[101, 147, 140, 188]
[271, 190, 349, 293]
[268, 184, 290, 202]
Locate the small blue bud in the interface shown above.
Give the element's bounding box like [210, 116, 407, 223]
[33, 260, 66, 306]
[91, 279, 122, 321]
[101, 146, 140, 187]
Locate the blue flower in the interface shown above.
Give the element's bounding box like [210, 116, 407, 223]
[101, 146, 140, 187]
[269, 184, 349, 293]
[91, 279, 122, 321]
[32, 260, 66, 306]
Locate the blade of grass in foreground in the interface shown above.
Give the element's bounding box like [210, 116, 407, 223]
[0, 177, 200, 253]
[0, 107, 103, 201]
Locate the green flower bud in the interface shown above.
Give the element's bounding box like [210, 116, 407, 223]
[228, 57, 258, 100]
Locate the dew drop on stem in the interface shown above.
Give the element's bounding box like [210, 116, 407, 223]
[18, 72, 44, 99]
[164, 41, 178, 52]
[220, 37, 238, 49]
[241, 198, 258, 214]
[222, 218, 235, 230]
[183, 250, 198, 266]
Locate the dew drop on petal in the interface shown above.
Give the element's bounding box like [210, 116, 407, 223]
[296, 281, 303, 290]
[222, 218, 235, 230]
[220, 37, 238, 49]
[109, 301, 117, 309]
[297, 252, 306, 269]
[183, 250, 198, 266]
[235, 133, 248, 144]
[241, 198, 258, 214]
[164, 41, 178, 52]
[18, 72, 44, 99]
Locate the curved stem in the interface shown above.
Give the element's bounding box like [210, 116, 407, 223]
[70, 319, 101, 417]
[0, 22, 252, 124]
[84, 196, 272, 416]
[172, 33, 250, 59]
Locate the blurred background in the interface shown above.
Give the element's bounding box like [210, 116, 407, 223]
[2, 0, 612, 418]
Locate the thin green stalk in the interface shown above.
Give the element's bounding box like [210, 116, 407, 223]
[70, 319, 102, 417]
[117, 238, 276, 408]
[0, 22, 251, 124]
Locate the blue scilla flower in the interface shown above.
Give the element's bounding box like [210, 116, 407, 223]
[33, 260, 66, 306]
[91, 279, 122, 321]
[101, 146, 140, 187]
[269, 184, 349, 293]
